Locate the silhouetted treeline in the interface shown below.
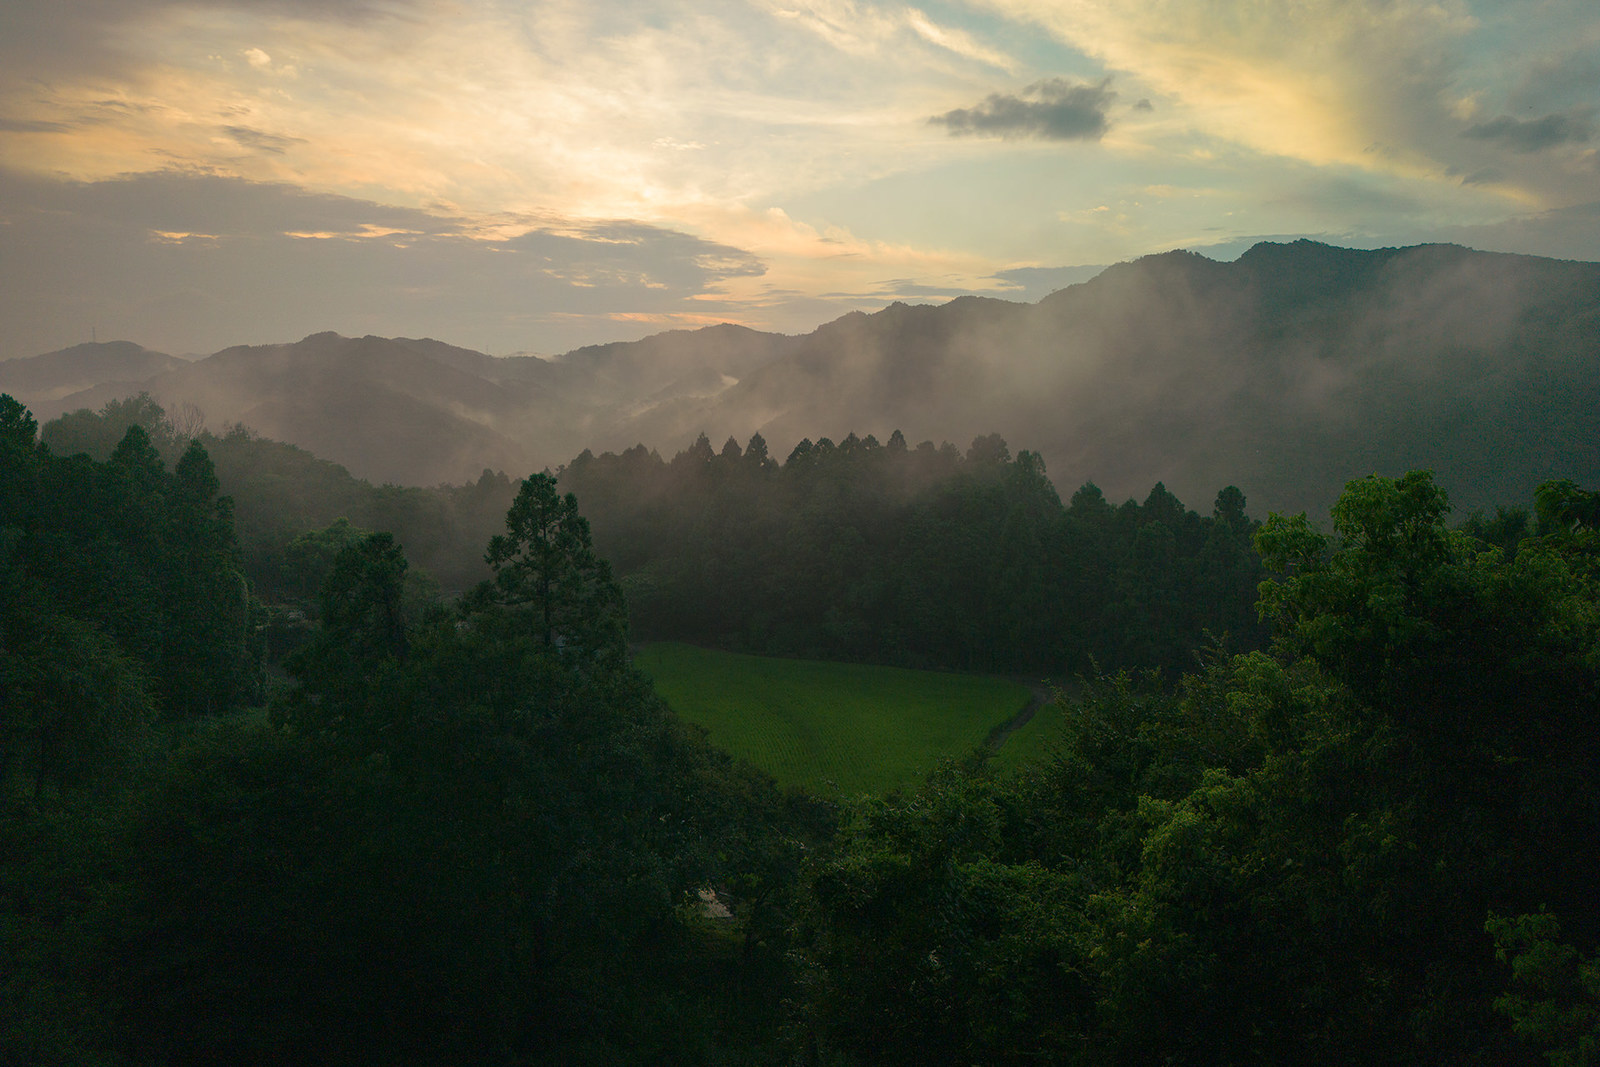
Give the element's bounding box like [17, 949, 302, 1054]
[41, 397, 1270, 675]
[562, 429, 1268, 673]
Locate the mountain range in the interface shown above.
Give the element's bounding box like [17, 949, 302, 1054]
[4, 239, 1596, 515]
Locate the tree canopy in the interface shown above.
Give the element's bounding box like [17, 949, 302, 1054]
[3, 386, 1596, 1065]
[562, 430, 1267, 673]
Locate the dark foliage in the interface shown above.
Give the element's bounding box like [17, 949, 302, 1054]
[3, 396, 261, 733]
[41, 393, 520, 597]
[562, 430, 1268, 673]
[6, 385, 1597, 1066]
[4, 395, 818, 1064]
[795, 471, 1600, 1066]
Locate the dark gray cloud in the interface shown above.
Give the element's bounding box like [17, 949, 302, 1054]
[1463, 110, 1594, 153]
[222, 125, 308, 154]
[930, 78, 1115, 141]
[1509, 50, 1600, 114]
[0, 168, 766, 360]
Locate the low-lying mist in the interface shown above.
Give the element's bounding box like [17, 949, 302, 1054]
[5, 239, 1596, 515]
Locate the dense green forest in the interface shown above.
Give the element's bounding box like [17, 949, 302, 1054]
[800, 472, 1600, 1065]
[564, 429, 1267, 673]
[4, 390, 1599, 1065]
[43, 397, 1269, 675]
[5, 395, 814, 1063]
[42, 394, 519, 596]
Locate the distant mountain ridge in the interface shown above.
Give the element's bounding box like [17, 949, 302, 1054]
[614, 240, 1600, 514]
[4, 325, 800, 486]
[0, 341, 187, 410]
[4, 240, 1597, 512]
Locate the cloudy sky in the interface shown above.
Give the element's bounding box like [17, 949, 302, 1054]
[1, 0, 1597, 359]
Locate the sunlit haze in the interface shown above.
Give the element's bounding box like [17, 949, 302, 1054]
[2, 0, 1597, 359]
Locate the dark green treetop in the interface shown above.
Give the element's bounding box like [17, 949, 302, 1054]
[485, 472, 626, 661]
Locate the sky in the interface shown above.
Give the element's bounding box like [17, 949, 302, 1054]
[1, 0, 1597, 360]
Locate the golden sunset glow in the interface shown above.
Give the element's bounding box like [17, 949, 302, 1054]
[1, 0, 1595, 358]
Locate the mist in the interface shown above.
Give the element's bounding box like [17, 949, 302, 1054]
[4, 239, 1597, 514]
[609, 240, 1600, 515]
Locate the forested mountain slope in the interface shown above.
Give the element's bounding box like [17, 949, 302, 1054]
[9, 326, 798, 486]
[626, 241, 1600, 515]
[1, 397, 813, 1064]
[7, 240, 1597, 511]
[562, 431, 1267, 673]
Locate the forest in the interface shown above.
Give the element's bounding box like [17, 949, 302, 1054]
[3, 391, 1598, 1066]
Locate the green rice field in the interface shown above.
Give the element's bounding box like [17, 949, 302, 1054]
[635, 643, 1033, 795]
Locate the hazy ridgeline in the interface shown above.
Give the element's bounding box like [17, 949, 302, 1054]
[9, 240, 1598, 520]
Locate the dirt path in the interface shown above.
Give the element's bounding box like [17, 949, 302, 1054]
[984, 680, 1059, 752]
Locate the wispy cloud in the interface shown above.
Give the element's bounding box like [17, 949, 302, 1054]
[757, 0, 1013, 66]
[904, 8, 1016, 71]
[962, 0, 1600, 209]
[222, 125, 307, 154]
[971, 0, 1477, 166]
[0, 117, 75, 133]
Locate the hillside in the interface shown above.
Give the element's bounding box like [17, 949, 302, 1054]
[0, 341, 187, 416]
[8, 241, 1598, 510]
[620, 241, 1600, 515]
[16, 327, 797, 485]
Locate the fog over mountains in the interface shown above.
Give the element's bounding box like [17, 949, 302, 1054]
[6, 239, 1597, 515]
